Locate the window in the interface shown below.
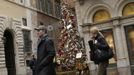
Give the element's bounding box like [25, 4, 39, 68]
[55, 1, 61, 18]
[93, 9, 111, 23]
[22, 30, 32, 52]
[125, 25, 134, 65]
[38, 0, 43, 10]
[46, 0, 53, 15]
[22, 18, 27, 26]
[123, 2, 134, 16]
[42, 0, 47, 12]
[37, 0, 54, 15]
[38, 0, 46, 12]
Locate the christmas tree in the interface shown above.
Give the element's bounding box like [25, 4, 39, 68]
[57, 0, 86, 71]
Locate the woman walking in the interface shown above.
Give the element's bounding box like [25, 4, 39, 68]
[89, 26, 113, 75]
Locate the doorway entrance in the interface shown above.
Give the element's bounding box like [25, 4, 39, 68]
[4, 29, 16, 75]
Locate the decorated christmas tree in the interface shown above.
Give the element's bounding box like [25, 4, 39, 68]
[56, 0, 86, 71]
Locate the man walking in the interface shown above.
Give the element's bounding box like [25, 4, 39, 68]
[29, 54, 37, 75]
[35, 26, 56, 75]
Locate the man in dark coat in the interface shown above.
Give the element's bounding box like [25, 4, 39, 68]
[35, 26, 56, 75]
[29, 55, 37, 75]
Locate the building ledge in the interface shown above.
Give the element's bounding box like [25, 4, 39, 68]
[81, 14, 134, 27]
[36, 10, 61, 21]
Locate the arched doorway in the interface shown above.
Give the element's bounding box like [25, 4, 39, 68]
[3, 29, 16, 75]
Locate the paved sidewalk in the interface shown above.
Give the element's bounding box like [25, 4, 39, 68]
[26, 67, 132, 75]
[90, 66, 131, 75]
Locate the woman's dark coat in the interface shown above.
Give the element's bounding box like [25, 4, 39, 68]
[89, 33, 110, 64]
[95, 33, 109, 50]
[36, 35, 56, 75]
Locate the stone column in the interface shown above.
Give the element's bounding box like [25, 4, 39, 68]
[113, 20, 131, 75]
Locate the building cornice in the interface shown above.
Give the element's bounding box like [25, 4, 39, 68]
[80, 14, 134, 33]
[81, 14, 134, 27]
[121, 14, 134, 20]
[36, 10, 61, 21]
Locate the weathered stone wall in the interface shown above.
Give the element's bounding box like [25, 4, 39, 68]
[0, 16, 26, 75]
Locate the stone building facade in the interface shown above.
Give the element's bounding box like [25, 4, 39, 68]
[0, 17, 26, 75]
[0, 0, 28, 75]
[74, 0, 134, 74]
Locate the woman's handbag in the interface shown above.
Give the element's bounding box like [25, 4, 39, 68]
[94, 48, 114, 62]
[107, 48, 114, 59]
[88, 37, 114, 63]
[94, 37, 114, 62]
